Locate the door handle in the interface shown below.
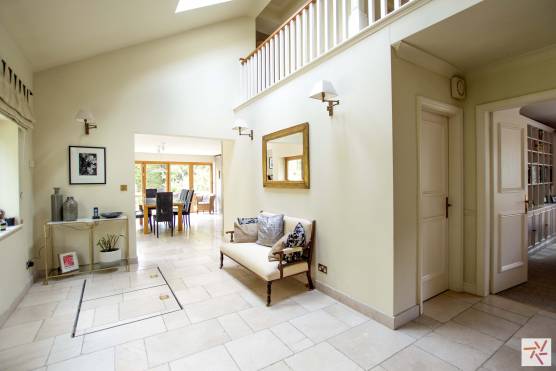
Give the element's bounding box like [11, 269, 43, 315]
[445, 197, 452, 218]
[524, 199, 529, 214]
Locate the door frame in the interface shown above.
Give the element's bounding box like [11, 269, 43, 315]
[417, 97, 464, 312]
[476, 88, 556, 296]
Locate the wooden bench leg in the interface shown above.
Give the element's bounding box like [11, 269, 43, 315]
[267, 281, 272, 306]
[306, 271, 314, 290]
[219, 252, 224, 269]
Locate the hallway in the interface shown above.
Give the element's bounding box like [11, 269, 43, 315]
[0, 215, 555, 370]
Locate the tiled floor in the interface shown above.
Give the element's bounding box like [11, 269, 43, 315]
[1, 214, 555, 370]
[74, 267, 181, 336]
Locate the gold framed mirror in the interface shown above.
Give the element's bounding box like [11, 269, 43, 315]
[262, 123, 309, 188]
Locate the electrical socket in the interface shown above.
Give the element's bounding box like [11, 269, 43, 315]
[318, 263, 327, 274]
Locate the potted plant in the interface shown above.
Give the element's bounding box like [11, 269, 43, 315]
[97, 233, 123, 267]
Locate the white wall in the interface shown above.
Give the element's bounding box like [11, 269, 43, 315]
[226, 0, 483, 319]
[391, 52, 463, 314]
[231, 27, 396, 316]
[0, 21, 34, 322]
[33, 17, 255, 264]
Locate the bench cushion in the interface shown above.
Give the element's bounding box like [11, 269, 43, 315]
[221, 242, 308, 281]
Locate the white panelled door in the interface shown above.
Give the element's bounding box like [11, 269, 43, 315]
[491, 108, 528, 293]
[420, 111, 450, 301]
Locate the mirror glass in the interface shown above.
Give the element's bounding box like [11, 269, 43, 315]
[262, 123, 309, 188]
[266, 133, 303, 182]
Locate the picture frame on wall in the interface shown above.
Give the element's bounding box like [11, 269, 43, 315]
[59, 252, 79, 273]
[69, 146, 106, 184]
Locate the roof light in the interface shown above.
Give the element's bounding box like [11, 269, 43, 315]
[175, 0, 232, 13]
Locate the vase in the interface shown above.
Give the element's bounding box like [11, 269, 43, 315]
[51, 188, 63, 222]
[63, 197, 78, 221]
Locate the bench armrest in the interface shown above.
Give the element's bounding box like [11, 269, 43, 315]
[225, 230, 235, 242]
[282, 247, 303, 255]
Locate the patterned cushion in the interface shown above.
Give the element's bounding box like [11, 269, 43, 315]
[234, 221, 258, 243]
[256, 213, 284, 247]
[284, 223, 306, 248]
[237, 217, 258, 225]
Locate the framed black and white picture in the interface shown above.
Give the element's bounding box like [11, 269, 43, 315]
[69, 146, 106, 184]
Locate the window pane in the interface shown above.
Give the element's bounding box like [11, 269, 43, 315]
[170, 164, 190, 195]
[193, 164, 211, 194]
[146, 164, 167, 192]
[134, 163, 142, 209]
[287, 158, 302, 181]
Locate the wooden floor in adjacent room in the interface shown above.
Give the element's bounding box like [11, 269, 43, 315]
[498, 243, 556, 313]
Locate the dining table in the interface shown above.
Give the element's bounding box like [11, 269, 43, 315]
[142, 198, 185, 235]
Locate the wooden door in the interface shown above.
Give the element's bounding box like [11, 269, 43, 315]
[491, 108, 528, 293]
[420, 111, 450, 300]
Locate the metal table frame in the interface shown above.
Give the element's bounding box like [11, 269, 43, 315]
[43, 216, 129, 284]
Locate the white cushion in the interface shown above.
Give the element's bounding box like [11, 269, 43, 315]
[221, 242, 308, 281]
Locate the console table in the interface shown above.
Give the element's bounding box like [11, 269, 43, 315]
[43, 216, 129, 284]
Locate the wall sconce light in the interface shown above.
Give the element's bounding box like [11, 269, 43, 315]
[75, 109, 97, 135]
[232, 120, 253, 140]
[309, 80, 340, 116]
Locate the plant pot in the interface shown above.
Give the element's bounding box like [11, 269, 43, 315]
[99, 249, 121, 267]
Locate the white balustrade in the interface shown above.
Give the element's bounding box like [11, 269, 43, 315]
[239, 0, 413, 100]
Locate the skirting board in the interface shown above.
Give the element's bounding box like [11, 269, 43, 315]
[314, 280, 419, 329]
[0, 278, 33, 328]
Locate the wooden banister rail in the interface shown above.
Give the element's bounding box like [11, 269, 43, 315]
[239, 0, 414, 101]
[240, 0, 316, 63]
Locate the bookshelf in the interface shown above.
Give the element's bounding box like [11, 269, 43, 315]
[527, 125, 553, 209]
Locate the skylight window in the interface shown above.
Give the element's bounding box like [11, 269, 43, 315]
[175, 0, 232, 13]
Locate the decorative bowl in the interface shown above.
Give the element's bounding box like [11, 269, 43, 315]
[100, 212, 123, 219]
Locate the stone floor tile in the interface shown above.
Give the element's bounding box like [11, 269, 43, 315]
[328, 320, 414, 369]
[285, 342, 361, 371]
[225, 329, 292, 371]
[145, 319, 229, 366]
[169, 345, 239, 371]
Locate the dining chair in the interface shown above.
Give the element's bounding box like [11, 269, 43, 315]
[173, 189, 189, 226]
[136, 205, 152, 230]
[145, 188, 158, 229]
[184, 190, 195, 228]
[177, 189, 187, 203]
[153, 192, 174, 238]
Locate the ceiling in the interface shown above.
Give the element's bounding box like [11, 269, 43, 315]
[0, 0, 269, 71]
[256, 0, 305, 35]
[134, 134, 222, 156]
[404, 0, 556, 71]
[521, 100, 556, 128]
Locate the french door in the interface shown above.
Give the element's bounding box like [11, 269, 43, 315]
[135, 161, 213, 205]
